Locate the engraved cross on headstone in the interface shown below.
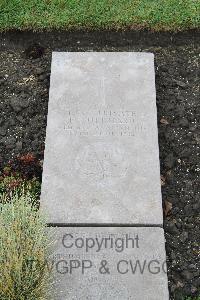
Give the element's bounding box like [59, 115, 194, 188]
[100, 75, 106, 106]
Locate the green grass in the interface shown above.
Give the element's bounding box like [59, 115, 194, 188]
[0, 188, 52, 300]
[0, 0, 199, 31]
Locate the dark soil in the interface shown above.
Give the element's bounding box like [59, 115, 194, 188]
[0, 30, 200, 300]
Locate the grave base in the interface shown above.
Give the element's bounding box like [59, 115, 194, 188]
[49, 227, 169, 300]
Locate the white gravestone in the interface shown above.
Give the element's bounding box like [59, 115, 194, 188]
[41, 52, 163, 225]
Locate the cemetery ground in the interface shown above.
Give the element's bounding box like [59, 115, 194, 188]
[0, 30, 199, 299]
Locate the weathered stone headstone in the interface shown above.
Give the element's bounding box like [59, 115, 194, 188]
[41, 52, 169, 299]
[50, 227, 169, 300]
[41, 52, 163, 225]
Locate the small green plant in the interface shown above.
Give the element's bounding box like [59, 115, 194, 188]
[0, 188, 52, 300]
[0, 166, 41, 202]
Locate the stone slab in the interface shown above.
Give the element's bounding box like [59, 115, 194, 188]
[49, 227, 169, 300]
[41, 52, 163, 224]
